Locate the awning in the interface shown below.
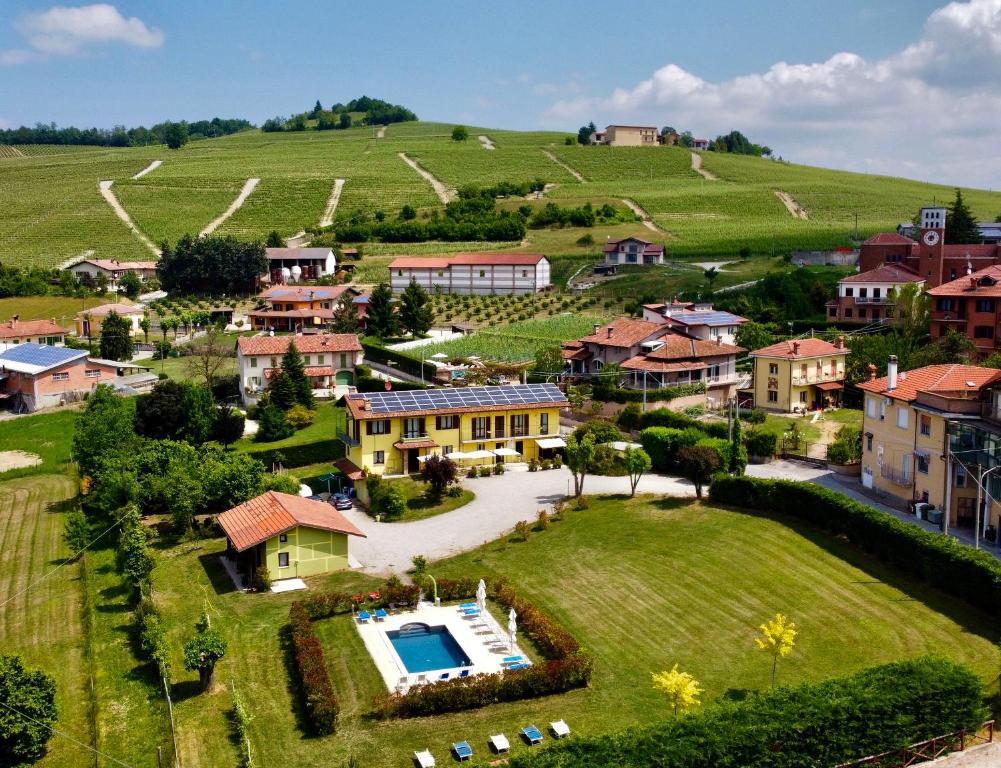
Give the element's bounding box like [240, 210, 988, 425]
[535, 437, 567, 450]
[912, 448, 932, 459]
[334, 458, 364, 481]
[815, 381, 844, 392]
[493, 447, 521, 457]
[394, 439, 439, 450]
[465, 449, 496, 460]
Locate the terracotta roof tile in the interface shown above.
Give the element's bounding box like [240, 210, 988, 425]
[645, 335, 744, 360]
[258, 285, 356, 301]
[0, 319, 69, 339]
[218, 491, 366, 552]
[862, 232, 916, 246]
[840, 264, 922, 284]
[857, 364, 1001, 403]
[751, 338, 848, 359]
[578, 318, 667, 348]
[928, 264, 1001, 296]
[237, 333, 362, 356]
[620, 356, 708, 373]
[78, 303, 143, 317]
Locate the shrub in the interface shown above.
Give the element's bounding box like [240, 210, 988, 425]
[536, 509, 550, 531]
[467, 466, 478, 479]
[710, 476, 1001, 615]
[741, 408, 767, 424]
[504, 657, 986, 768]
[513, 520, 531, 541]
[493, 462, 504, 475]
[640, 426, 702, 471]
[572, 420, 622, 445]
[553, 455, 563, 469]
[528, 458, 538, 472]
[254, 565, 272, 592]
[285, 404, 316, 430]
[255, 405, 294, 442]
[288, 602, 339, 735]
[446, 484, 463, 497]
[827, 424, 862, 464]
[744, 429, 777, 458]
[541, 459, 552, 470]
[136, 598, 171, 681]
[379, 485, 407, 520]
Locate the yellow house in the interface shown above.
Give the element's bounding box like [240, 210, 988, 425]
[338, 384, 570, 477]
[75, 303, 145, 339]
[750, 337, 848, 412]
[218, 491, 366, 584]
[858, 358, 1001, 533]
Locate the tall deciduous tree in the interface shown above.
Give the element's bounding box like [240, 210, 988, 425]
[735, 321, 774, 352]
[182, 326, 233, 390]
[564, 431, 596, 497]
[398, 278, 433, 337]
[623, 447, 652, 497]
[118, 270, 142, 299]
[163, 121, 189, 150]
[533, 344, 564, 376]
[99, 311, 133, 361]
[72, 384, 137, 478]
[63, 509, 90, 559]
[891, 282, 930, 338]
[366, 283, 399, 338]
[0, 654, 57, 765]
[946, 189, 981, 245]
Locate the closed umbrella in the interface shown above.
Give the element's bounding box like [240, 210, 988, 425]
[476, 579, 487, 614]
[508, 607, 517, 654]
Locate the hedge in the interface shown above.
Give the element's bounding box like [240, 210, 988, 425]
[710, 476, 1001, 615]
[593, 382, 706, 404]
[744, 429, 777, 458]
[506, 656, 986, 768]
[244, 438, 345, 469]
[361, 339, 437, 380]
[640, 407, 729, 438]
[288, 602, 338, 735]
[640, 427, 703, 471]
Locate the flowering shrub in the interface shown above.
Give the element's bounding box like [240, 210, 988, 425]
[288, 602, 338, 735]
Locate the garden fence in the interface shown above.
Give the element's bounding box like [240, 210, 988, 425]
[835, 720, 994, 768]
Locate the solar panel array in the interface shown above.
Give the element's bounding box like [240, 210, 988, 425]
[0, 343, 84, 366]
[348, 384, 566, 415]
[675, 311, 743, 326]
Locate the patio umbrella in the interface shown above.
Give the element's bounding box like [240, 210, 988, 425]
[508, 607, 517, 654]
[431, 353, 449, 360]
[476, 579, 487, 613]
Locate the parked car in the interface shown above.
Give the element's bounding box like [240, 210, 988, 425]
[331, 492, 353, 511]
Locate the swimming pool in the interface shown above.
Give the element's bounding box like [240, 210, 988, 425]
[387, 623, 472, 673]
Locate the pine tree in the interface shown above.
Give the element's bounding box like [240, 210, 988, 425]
[99, 311, 134, 361]
[279, 340, 314, 408]
[269, 370, 297, 411]
[329, 295, 359, 333]
[398, 278, 433, 337]
[946, 188, 981, 244]
[367, 283, 400, 338]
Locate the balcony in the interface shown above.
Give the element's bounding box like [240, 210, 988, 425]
[399, 432, 431, 443]
[338, 432, 360, 448]
[880, 464, 913, 487]
[853, 296, 893, 305]
[791, 371, 844, 386]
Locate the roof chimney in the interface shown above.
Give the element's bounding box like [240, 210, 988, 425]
[887, 355, 898, 392]
[593, 324, 599, 335]
[607, 327, 614, 339]
[967, 260, 974, 275]
[867, 363, 877, 381]
[970, 277, 978, 289]
[835, 335, 845, 350]
[362, 398, 372, 411]
[792, 341, 801, 356]
[10, 315, 17, 326]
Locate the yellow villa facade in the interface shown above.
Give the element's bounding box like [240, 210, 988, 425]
[339, 384, 569, 477]
[750, 337, 848, 412]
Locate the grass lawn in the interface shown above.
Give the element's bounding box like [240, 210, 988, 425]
[744, 412, 823, 448]
[152, 493, 1000, 768]
[0, 294, 124, 325]
[233, 402, 346, 457]
[827, 408, 864, 428]
[382, 475, 475, 521]
[137, 331, 244, 383]
[0, 409, 78, 479]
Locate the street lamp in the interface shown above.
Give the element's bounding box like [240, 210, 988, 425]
[975, 464, 1001, 550]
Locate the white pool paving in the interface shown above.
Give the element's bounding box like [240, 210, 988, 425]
[355, 601, 529, 692]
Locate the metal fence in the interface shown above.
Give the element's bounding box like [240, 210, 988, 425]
[836, 720, 994, 768]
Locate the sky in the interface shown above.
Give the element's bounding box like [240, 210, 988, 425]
[2, 0, 1001, 187]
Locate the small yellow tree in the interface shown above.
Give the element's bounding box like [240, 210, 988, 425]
[755, 613, 797, 687]
[651, 664, 702, 716]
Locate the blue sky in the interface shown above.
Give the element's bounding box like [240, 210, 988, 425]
[2, 1, 1001, 186]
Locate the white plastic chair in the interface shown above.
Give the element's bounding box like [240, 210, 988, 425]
[551, 719, 571, 738]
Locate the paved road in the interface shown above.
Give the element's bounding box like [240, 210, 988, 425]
[342, 466, 694, 575]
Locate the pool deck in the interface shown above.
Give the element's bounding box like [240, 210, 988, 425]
[355, 601, 529, 692]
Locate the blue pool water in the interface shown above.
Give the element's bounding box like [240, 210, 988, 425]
[387, 623, 472, 673]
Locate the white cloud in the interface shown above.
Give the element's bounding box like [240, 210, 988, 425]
[546, 0, 1001, 187]
[1, 3, 163, 64]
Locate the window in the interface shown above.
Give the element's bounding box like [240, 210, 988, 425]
[436, 415, 458, 430]
[278, 552, 289, 568]
[956, 464, 967, 487]
[52, 372, 69, 381]
[270, 357, 278, 368]
[479, 270, 486, 278]
[866, 434, 873, 452]
[366, 419, 389, 435]
[437, 270, 444, 277]
[974, 326, 994, 339]
[540, 413, 549, 434]
[896, 407, 909, 429]
[250, 357, 257, 368]
[845, 287, 854, 297]
[398, 269, 403, 277]
[873, 288, 881, 298]
[85, 369, 100, 379]
[443, 445, 453, 455]
[316, 355, 324, 365]
[866, 398, 876, 417]
[373, 451, 385, 465]
[768, 363, 778, 375]
[339, 353, 348, 368]
[303, 355, 311, 365]
[472, 416, 490, 440]
[937, 298, 954, 312]
[858, 308, 867, 318]
[845, 308, 853, 318]
[977, 299, 996, 312]
[404, 417, 424, 439]
[510, 414, 527, 436]
[767, 391, 778, 403]
[279, 533, 287, 543]
[916, 454, 929, 474]
[828, 307, 837, 317]
[859, 288, 868, 298]
[919, 414, 931, 436]
[522, 270, 528, 278]
[829, 360, 837, 376]
[799, 391, 808, 403]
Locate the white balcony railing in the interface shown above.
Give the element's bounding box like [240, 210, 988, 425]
[791, 371, 843, 386]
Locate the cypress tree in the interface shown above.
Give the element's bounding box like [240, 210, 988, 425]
[280, 340, 314, 408]
[946, 189, 981, 244]
[367, 283, 400, 338]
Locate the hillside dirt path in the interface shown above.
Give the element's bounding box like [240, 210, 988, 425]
[132, 160, 162, 180]
[478, 135, 496, 150]
[97, 180, 160, 255]
[774, 190, 809, 220]
[319, 178, 345, 227]
[399, 152, 453, 203]
[200, 177, 260, 235]
[691, 152, 718, 180]
[621, 198, 661, 232]
[542, 149, 586, 182]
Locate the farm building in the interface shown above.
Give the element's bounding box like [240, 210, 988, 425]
[603, 237, 665, 265]
[264, 247, 336, 284]
[75, 303, 145, 339]
[0, 317, 69, 351]
[598, 125, 658, 146]
[248, 284, 360, 332]
[236, 332, 363, 405]
[67, 259, 157, 290]
[218, 491, 366, 584]
[389, 253, 551, 295]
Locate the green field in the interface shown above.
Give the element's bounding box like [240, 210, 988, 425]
[6, 122, 1001, 268]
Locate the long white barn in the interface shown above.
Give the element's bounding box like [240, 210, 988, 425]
[389, 253, 551, 295]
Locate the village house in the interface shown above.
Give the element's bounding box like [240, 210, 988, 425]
[690, 138, 711, 150]
[0, 317, 69, 351]
[927, 264, 1001, 357]
[826, 264, 925, 324]
[248, 284, 360, 332]
[389, 253, 551, 295]
[67, 259, 158, 290]
[641, 304, 747, 346]
[599, 125, 658, 146]
[620, 334, 746, 403]
[603, 236, 665, 266]
[338, 384, 568, 477]
[859, 358, 1001, 537]
[264, 247, 337, 284]
[218, 491, 366, 585]
[563, 318, 671, 374]
[236, 333, 363, 405]
[75, 303, 145, 339]
[750, 336, 849, 412]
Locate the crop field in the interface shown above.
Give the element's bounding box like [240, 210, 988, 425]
[410, 142, 577, 188]
[549, 145, 695, 182]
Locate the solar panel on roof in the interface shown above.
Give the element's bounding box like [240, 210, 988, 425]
[350, 384, 565, 414]
[0, 343, 84, 366]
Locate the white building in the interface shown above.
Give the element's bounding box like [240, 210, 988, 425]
[265, 248, 337, 284]
[603, 237, 665, 265]
[389, 253, 551, 295]
[67, 259, 157, 290]
[0, 317, 69, 352]
[826, 264, 925, 324]
[236, 333, 363, 405]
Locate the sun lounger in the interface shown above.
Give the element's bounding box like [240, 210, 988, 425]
[458, 602, 477, 610]
[357, 610, 371, 623]
[489, 733, 510, 753]
[414, 749, 435, 767]
[439, 672, 450, 681]
[452, 741, 473, 761]
[521, 725, 544, 745]
[550, 720, 571, 738]
[461, 608, 480, 617]
[458, 668, 471, 678]
[374, 608, 388, 621]
[507, 663, 530, 670]
[501, 655, 524, 664]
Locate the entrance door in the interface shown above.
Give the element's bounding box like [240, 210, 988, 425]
[515, 440, 524, 457]
[407, 449, 420, 474]
[957, 497, 975, 528]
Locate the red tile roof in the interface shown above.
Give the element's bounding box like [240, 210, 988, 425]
[645, 335, 744, 360]
[390, 253, 547, 269]
[248, 309, 336, 320]
[928, 265, 1001, 296]
[78, 303, 143, 317]
[218, 491, 366, 552]
[857, 364, 1001, 403]
[862, 232, 916, 246]
[388, 257, 453, 269]
[264, 365, 336, 379]
[751, 338, 848, 359]
[334, 458, 364, 481]
[258, 285, 356, 301]
[79, 259, 158, 271]
[840, 264, 922, 284]
[0, 318, 69, 339]
[942, 244, 1000, 259]
[237, 333, 362, 356]
[578, 318, 667, 348]
[393, 439, 439, 450]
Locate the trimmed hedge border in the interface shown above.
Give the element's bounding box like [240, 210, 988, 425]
[505, 656, 986, 768]
[710, 476, 1001, 615]
[245, 438, 345, 469]
[361, 339, 437, 381]
[288, 602, 338, 735]
[593, 382, 706, 404]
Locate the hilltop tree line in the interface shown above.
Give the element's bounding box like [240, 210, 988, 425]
[0, 117, 252, 148]
[263, 96, 417, 133]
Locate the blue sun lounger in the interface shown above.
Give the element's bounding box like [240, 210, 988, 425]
[461, 608, 480, 617]
[501, 655, 524, 665]
[374, 608, 388, 621]
[452, 741, 473, 761]
[507, 663, 530, 670]
[357, 610, 371, 623]
[521, 725, 544, 745]
[458, 602, 477, 610]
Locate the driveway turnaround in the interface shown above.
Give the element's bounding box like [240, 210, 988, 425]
[340, 467, 695, 575]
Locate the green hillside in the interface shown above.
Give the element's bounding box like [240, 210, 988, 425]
[2, 121, 1001, 268]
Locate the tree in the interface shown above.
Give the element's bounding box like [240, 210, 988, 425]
[577, 121, 597, 146]
[339, 111, 351, 130]
[891, 282, 930, 338]
[311, 99, 323, 118]
[564, 431, 596, 497]
[729, 417, 744, 475]
[911, 329, 977, 368]
[366, 282, 400, 338]
[400, 204, 417, 221]
[163, 121, 189, 150]
[268, 371, 297, 411]
[133, 379, 183, 440]
[157, 235, 267, 296]
[281, 340, 314, 408]
[704, 266, 720, 292]
[99, 311, 133, 361]
[183, 326, 233, 390]
[677, 445, 720, 499]
[755, 612, 797, 687]
[256, 404, 294, 442]
[651, 664, 702, 716]
[533, 344, 564, 376]
[63, 509, 89, 559]
[179, 383, 216, 444]
[119, 270, 142, 299]
[617, 402, 643, 432]
[72, 385, 137, 478]
[623, 447, 652, 497]
[265, 230, 284, 247]
[117, 505, 154, 588]
[379, 484, 407, 519]
[138, 313, 151, 344]
[451, 125, 469, 142]
[213, 405, 245, 447]
[398, 278, 433, 337]
[183, 613, 227, 690]
[329, 295, 359, 333]
[946, 189, 980, 245]
[0, 654, 57, 765]
[420, 455, 458, 499]
[735, 321, 774, 352]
